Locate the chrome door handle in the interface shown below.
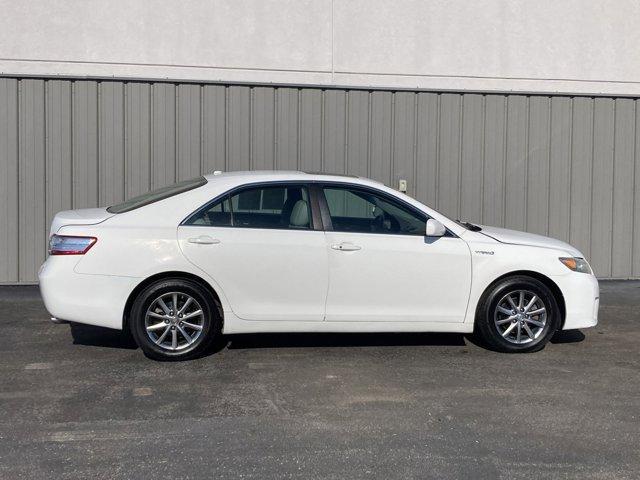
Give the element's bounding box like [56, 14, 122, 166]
[188, 235, 220, 245]
[331, 242, 362, 251]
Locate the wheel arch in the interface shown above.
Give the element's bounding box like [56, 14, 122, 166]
[476, 270, 566, 328]
[122, 271, 224, 333]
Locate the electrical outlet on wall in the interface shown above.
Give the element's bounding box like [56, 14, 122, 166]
[398, 179, 408, 193]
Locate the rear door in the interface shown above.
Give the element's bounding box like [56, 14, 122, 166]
[178, 183, 328, 321]
[320, 184, 471, 323]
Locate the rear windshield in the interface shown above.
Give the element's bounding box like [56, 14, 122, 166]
[107, 177, 207, 213]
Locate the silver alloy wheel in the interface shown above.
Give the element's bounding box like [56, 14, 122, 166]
[144, 292, 205, 351]
[493, 289, 547, 345]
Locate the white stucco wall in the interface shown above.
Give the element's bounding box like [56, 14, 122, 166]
[1, 0, 639, 95]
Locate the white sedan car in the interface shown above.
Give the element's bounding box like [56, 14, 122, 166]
[39, 171, 599, 360]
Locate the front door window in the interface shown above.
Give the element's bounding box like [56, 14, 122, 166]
[323, 186, 426, 235]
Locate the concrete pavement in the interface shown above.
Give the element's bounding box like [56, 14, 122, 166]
[0, 282, 639, 479]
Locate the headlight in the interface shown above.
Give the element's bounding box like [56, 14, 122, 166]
[559, 257, 592, 274]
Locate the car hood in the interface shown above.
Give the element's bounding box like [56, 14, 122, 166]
[50, 208, 115, 235]
[478, 225, 583, 257]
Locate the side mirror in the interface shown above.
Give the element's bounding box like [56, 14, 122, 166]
[426, 218, 446, 237]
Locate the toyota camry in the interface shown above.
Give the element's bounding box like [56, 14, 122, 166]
[39, 171, 599, 360]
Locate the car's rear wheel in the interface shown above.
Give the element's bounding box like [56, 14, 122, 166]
[475, 275, 560, 353]
[130, 278, 221, 360]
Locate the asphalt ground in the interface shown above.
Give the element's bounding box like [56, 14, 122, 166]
[0, 281, 639, 479]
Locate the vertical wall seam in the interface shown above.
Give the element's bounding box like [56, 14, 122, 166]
[249, 87, 254, 171]
[273, 88, 278, 169]
[480, 94, 486, 224]
[199, 84, 205, 175]
[91, 82, 96, 205]
[17, 80, 27, 282]
[202, 85, 207, 171]
[70, 81, 74, 208]
[42, 80, 48, 264]
[216, 86, 227, 170]
[390, 92, 396, 185]
[16, 80, 21, 280]
[567, 97, 574, 241]
[457, 95, 463, 219]
[224, 85, 229, 171]
[524, 96, 530, 230]
[344, 91, 349, 174]
[149, 84, 153, 190]
[320, 90, 325, 172]
[366, 91, 372, 178]
[610, 99, 617, 277]
[123, 83, 127, 199]
[545, 96, 552, 235]
[412, 92, 418, 197]
[588, 97, 595, 260]
[631, 100, 638, 275]
[153, 84, 158, 187]
[174, 84, 179, 180]
[96, 82, 101, 205]
[297, 88, 301, 171]
[434, 93, 441, 210]
[502, 96, 508, 227]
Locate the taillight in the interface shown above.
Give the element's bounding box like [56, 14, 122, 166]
[49, 235, 97, 255]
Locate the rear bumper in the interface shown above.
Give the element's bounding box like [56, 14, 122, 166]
[551, 272, 599, 330]
[38, 256, 139, 330]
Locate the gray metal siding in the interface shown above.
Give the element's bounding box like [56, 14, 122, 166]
[18, 79, 46, 283]
[1, 77, 639, 282]
[0, 78, 19, 283]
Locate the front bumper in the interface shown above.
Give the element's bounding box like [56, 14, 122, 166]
[39, 256, 139, 330]
[551, 272, 599, 330]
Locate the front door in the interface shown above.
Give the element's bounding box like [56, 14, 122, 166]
[178, 183, 328, 321]
[320, 185, 471, 323]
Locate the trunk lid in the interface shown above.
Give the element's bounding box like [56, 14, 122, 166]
[50, 208, 115, 236]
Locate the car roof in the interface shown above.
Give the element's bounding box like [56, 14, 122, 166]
[202, 170, 376, 185]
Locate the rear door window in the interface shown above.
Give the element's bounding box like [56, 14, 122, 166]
[186, 184, 312, 230]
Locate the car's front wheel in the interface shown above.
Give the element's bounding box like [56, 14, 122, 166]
[129, 278, 221, 360]
[475, 275, 561, 353]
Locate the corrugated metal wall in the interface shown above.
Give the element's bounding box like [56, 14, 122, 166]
[1, 77, 639, 283]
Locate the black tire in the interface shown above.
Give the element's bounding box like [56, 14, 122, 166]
[475, 275, 560, 353]
[129, 278, 221, 361]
